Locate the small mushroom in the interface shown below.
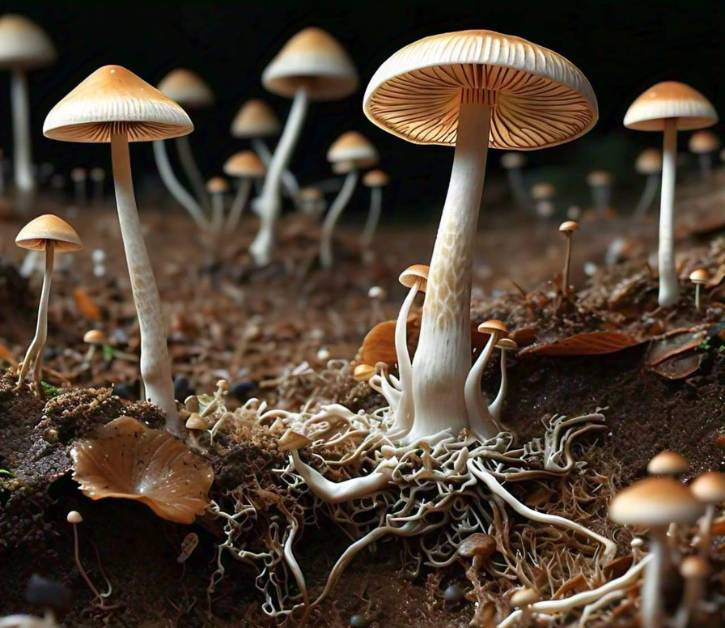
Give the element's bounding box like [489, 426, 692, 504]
[457, 532, 496, 574]
[531, 182, 556, 218]
[359, 169, 390, 250]
[633, 148, 662, 219]
[353, 363, 375, 381]
[206, 176, 230, 235]
[586, 170, 613, 216]
[279, 429, 312, 452]
[675, 555, 710, 628]
[500, 152, 529, 210]
[647, 450, 688, 476]
[558, 220, 579, 296]
[510, 587, 540, 624]
[82, 328, 107, 367]
[689, 268, 708, 312]
[298, 186, 325, 218]
[223, 150, 266, 231]
[690, 471, 725, 559]
[688, 130, 720, 179]
[66, 511, 111, 608]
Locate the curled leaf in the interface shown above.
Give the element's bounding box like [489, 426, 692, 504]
[646, 327, 708, 366]
[650, 353, 704, 381]
[520, 331, 641, 357]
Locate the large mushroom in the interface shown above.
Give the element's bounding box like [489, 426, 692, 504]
[360, 169, 390, 250]
[0, 15, 56, 210]
[223, 150, 266, 231]
[43, 65, 193, 435]
[250, 27, 358, 266]
[624, 82, 718, 307]
[320, 131, 378, 268]
[364, 30, 597, 442]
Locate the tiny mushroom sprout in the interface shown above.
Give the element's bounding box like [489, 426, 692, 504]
[688, 129, 720, 179]
[82, 328, 107, 367]
[500, 151, 529, 210]
[676, 555, 710, 628]
[206, 176, 230, 235]
[585, 169, 613, 216]
[298, 186, 325, 218]
[43, 65, 193, 435]
[559, 220, 579, 296]
[363, 29, 597, 444]
[689, 268, 708, 312]
[251, 27, 358, 266]
[457, 532, 496, 578]
[690, 471, 725, 559]
[15, 214, 82, 394]
[624, 81, 718, 307]
[320, 131, 379, 268]
[0, 15, 56, 209]
[360, 169, 390, 249]
[634, 148, 662, 218]
[157, 68, 214, 212]
[223, 150, 266, 231]
[353, 363, 375, 382]
[609, 477, 704, 628]
[647, 450, 688, 476]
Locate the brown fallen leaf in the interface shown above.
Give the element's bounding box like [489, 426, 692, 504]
[604, 555, 633, 579]
[650, 352, 704, 380]
[520, 331, 642, 357]
[646, 327, 708, 366]
[552, 574, 587, 599]
[0, 342, 17, 367]
[73, 287, 103, 321]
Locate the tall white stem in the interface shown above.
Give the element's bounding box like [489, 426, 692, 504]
[250, 89, 308, 266]
[409, 97, 491, 444]
[226, 178, 252, 231]
[175, 135, 210, 212]
[464, 332, 500, 439]
[360, 186, 382, 249]
[634, 174, 659, 219]
[11, 69, 34, 210]
[111, 132, 180, 435]
[152, 140, 208, 230]
[320, 170, 359, 269]
[252, 138, 300, 204]
[388, 282, 418, 436]
[658, 118, 679, 307]
[641, 532, 667, 628]
[489, 349, 508, 421]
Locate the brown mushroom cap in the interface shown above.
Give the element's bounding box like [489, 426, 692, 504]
[399, 264, 429, 291]
[327, 131, 379, 171]
[230, 99, 280, 138]
[647, 450, 688, 476]
[457, 533, 496, 559]
[586, 170, 612, 186]
[477, 319, 508, 336]
[157, 68, 214, 108]
[16, 214, 83, 252]
[223, 150, 266, 179]
[511, 588, 540, 607]
[688, 130, 720, 154]
[559, 220, 579, 233]
[680, 555, 711, 579]
[206, 176, 229, 194]
[609, 477, 704, 527]
[689, 269, 708, 285]
[496, 337, 519, 351]
[624, 81, 718, 132]
[353, 363, 376, 381]
[0, 14, 56, 69]
[690, 471, 725, 504]
[83, 329, 106, 345]
[363, 169, 390, 187]
[635, 148, 662, 174]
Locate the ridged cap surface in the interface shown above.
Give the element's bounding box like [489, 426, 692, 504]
[327, 131, 378, 171]
[624, 81, 717, 132]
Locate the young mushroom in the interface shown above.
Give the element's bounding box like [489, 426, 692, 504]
[0, 15, 56, 210]
[690, 471, 725, 559]
[559, 220, 579, 296]
[320, 131, 378, 269]
[206, 176, 230, 235]
[66, 511, 112, 609]
[675, 555, 710, 628]
[364, 29, 597, 443]
[250, 27, 358, 266]
[15, 214, 82, 394]
[222, 150, 266, 231]
[510, 588, 540, 625]
[298, 186, 326, 218]
[688, 130, 720, 179]
[82, 329, 107, 368]
[633, 148, 662, 219]
[586, 170, 613, 216]
[624, 81, 718, 307]
[359, 169, 390, 250]
[44, 65, 193, 435]
[500, 152, 529, 210]
[689, 268, 708, 312]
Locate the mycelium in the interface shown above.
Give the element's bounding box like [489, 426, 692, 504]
[359, 169, 389, 250]
[624, 81, 718, 307]
[319, 131, 378, 268]
[43, 65, 193, 435]
[222, 150, 266, 231]
[633, 148, 662, 219]
[688, 129, 720, 179]
[15, 214, 82, 395]
[250, 27, 358, 266]
[0, 15, 56, 211]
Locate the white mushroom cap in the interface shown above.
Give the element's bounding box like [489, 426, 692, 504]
[0, 15, 56, 69]
[230, 99, 280, 138]
[157, 68, 214, 108]
[647, 450, 688, 475]
[363, 30, 597, 149]
[680, 555, 710, 579]
[609, 477, 704, 527]
[511, 588, 540, 607]
[16, 214, 83, 252]
[624, 81, 717, 132]
[690, 471, 725, 504]
[689, 269, 708, 285]
[635, 148, 662, 174]
[327, 131, 379, 171]
[66, 510, 83, 524]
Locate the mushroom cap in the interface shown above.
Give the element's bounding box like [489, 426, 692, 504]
[223, 150, 266, 179]
[496, 337, 519, 351]
[510, 588, 540, 607]
[70, 167, 87, 181]
[299, 186, 323, 201]
[559, 220, 579, 233]
[609, 477, 704, 527]
[16, 214, 83, 252]
[690, 471, 725, 504]
[399, 264, 429, 291]
[66, 510, 83, 524]
[624, 81, 718, 132]
[680, 555, 711, 579]
[71, 416, 214, 524]
[635, 148, 662, 174]
[647, 450, 688, 475]
[363, 29, 597, 149]
[586, 170, 612, 186]
[457, 533, 496, 559]
[206, 176, 229, 194]
[83, 329, 107, 345]
[278, 429, 312, 452]
[531, 182, 555, 200]
[0, 14, 56, 69]
[230, 99, 280, 138]
[327, 131, 379, 171]
[262, 27, 358, 101]
[43, 65, 193, 143]
[689, 268, 708, 285]
[688, 130, 720, 154]
[478, 319, 508, 336]
[501, 152, 526, 169]
[157, 68, 214, 108]
[353, 363, 376, 381]
[363, 169, 390, 187]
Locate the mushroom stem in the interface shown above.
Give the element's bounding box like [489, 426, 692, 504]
[226, 178, 252, 231]
[17, 241, 54, 393]
[697, 504, 715, 558]
[634, 174, 659, 219]
[464, 331, 501, 440]
[111, 132, 180, 435]
[641, 529, 668, 628]
[252, 138, 300, 206]
[250, 88, 308, 266]
[507, 167, 529, 210]
[697, 153, 711, 180]
[562, 232, 573, 295]
[389, 280, 418, 436]
[409, 98, 491, 444]
[360, 186, 383, 249]
[10, 68, 34, 210]
[320, 170, 359, 269]
[152, 140, 209, 230]
[488, 347, 508, 422]
[210, 190, 225, 235]
[657, 118, 679, 307]
[175, 135, 210, 212]
[694, 283, 702, 312]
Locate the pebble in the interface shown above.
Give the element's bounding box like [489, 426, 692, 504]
[349, 614, 371, 628]
[174, 376, 194, 401]
[443, 582, 465, 604]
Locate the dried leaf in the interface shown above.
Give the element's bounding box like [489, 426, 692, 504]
[646, 327, 708, 366]
[520, 331, 641, 357]
[651, 353, 704, 380]
[511, 326, 537, 347]
[73, 288, 103, 321]
[552, 574, 587, 599]
[604, 555, 633, 579]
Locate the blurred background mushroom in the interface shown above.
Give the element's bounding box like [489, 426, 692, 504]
[687, 129, 720, 179]
[633, 148, 662, 219]
[359, 168, 389, 251]
[222, 150, 266, 231]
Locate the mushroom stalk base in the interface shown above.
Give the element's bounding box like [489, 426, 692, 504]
[360, 186, 382, 249]
[111, 132, 180, 435]
[175, 135, 210, 212]
[409, 98, 492, 444]
[11, 69, 34, 211]
[251, 89, 308, 266]
[320, 170, 359, 269]
[658, 118, 679, 307]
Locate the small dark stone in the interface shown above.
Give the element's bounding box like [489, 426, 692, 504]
[113, 381, 137, 400]
[443, 582, 465, 604]
[174, 376, 194, 401]
[349, 614, 371, 628]
[25, 574, 71, 610]
[230, 380, 257, 400]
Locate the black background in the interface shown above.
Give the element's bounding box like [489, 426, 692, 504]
[0, 1, 722, 215]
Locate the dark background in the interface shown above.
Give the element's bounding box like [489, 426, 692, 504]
[0, 0, 723, 215]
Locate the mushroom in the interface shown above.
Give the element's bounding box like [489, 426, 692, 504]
[0, 15, 56, 210]
[359, 169, 390, 250]
[633, 148, 662, 219]
[510, 588, 540, 625]
[457, 532, 496, 584]
[559, 220, 579, 296]
[70, 167, 87, 207]
[44, 65, 193, 435]
[222, 150, 266, 231]
[688, 130, 720, 179]
[66, 510, 112, 609]
[675, 555, 710, 628]
[586, 170, 613, 216]
[500, 152, 529, 210]
[206, 176, 230, 235]
[298, 186, 326, 218]
[488, 337, 518, 423]
[609, 476, 704, 628]
[647, 450, 688, 476]
[368, 284, 386, 322]
[689, 268, 708, 312]
[690, 471, 725, 559]
[250, 27, 358, 266]
[531, 182, 556, 218]
[364, 30, 597, 443]
[624, 81, 718, 307]
[89, 167, 105, 206]
[320, 131, 378, 268]
[82, 329, 107, 368]
[15, 214, 82, 394]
